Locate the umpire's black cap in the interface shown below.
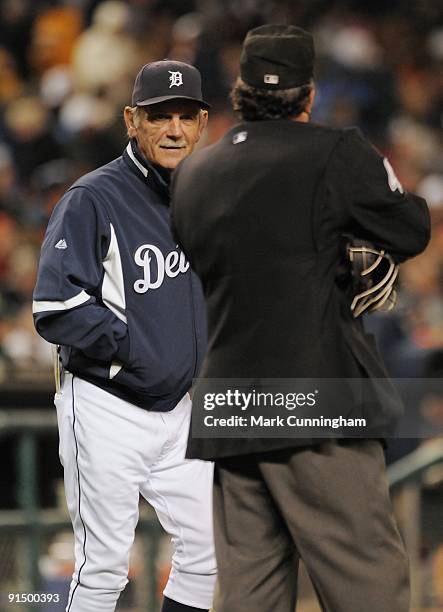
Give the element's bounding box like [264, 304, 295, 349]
[240, 24, 315, 89]
[132, 60, 210, 108]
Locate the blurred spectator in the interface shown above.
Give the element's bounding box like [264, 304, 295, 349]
[0, 145, 27, 222]
[39, 65, 73, 111]
[30, 159, 79, 225]
[58, 93, 124, 172]
[71, 1, 140, 107]
[29, 6, 83, 75]
[0, 48, 24, 106]
[0, 0, 34, 78]
[0, 211, 17, 284]
[3, 96, 62, 182]
[169, 12, 204, 63]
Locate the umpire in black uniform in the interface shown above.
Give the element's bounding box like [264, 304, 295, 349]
[170, 25, 430, 612]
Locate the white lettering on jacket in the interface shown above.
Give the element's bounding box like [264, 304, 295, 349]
[133, 244, 190, 293]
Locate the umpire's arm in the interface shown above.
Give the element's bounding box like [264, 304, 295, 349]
[330, 127, 430, 262]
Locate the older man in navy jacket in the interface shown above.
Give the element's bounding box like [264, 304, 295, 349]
[33, 61, 216, 612]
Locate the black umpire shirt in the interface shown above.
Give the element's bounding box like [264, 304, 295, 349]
[171, 120, 430, 460]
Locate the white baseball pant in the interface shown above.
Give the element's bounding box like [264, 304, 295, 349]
[55, 373, 216, 612]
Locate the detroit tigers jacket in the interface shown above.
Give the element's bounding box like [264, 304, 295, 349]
[33, 140, 207, 411]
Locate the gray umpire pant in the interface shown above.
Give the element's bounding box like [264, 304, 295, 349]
[213, 440, 409, 612]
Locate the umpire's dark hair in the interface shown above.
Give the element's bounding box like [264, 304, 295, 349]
[230, 77, 313, 121]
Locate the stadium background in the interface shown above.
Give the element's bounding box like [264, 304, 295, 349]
[0, 0, 442, 610]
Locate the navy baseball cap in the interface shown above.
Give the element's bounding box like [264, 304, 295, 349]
[132, 60, 210, 109]
[240, 24, 315, 89]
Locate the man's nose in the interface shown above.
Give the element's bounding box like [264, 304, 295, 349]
[166, 117, 184, 138]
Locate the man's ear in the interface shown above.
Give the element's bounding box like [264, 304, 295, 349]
[198, 110, 209, 139]
[124, 106, 138, 139]
[306, 88, 316, 114]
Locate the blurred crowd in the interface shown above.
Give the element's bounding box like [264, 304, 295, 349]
[0, 0, 442, 386]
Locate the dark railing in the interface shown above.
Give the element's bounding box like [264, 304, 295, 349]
[387, 438, 443, 609]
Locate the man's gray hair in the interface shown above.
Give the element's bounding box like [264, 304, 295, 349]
[131, 106, 144, 127]
[124, 106, 144, 138]
[230, 77, 313, 121]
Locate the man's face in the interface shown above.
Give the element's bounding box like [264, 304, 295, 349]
[126, 99, 207, 170]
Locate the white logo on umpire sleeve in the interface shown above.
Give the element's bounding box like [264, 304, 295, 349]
[55, 239, 68, 249]
[233, 131, 248, 144]
[133, 244, 190, 293]
[383, 158, 404, 194]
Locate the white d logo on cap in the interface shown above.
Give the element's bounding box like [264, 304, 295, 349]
[169, 71, 183, 88]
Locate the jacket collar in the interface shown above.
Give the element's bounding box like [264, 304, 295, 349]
[126, 140, 148, 177]
[123, 139, 170, 202]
